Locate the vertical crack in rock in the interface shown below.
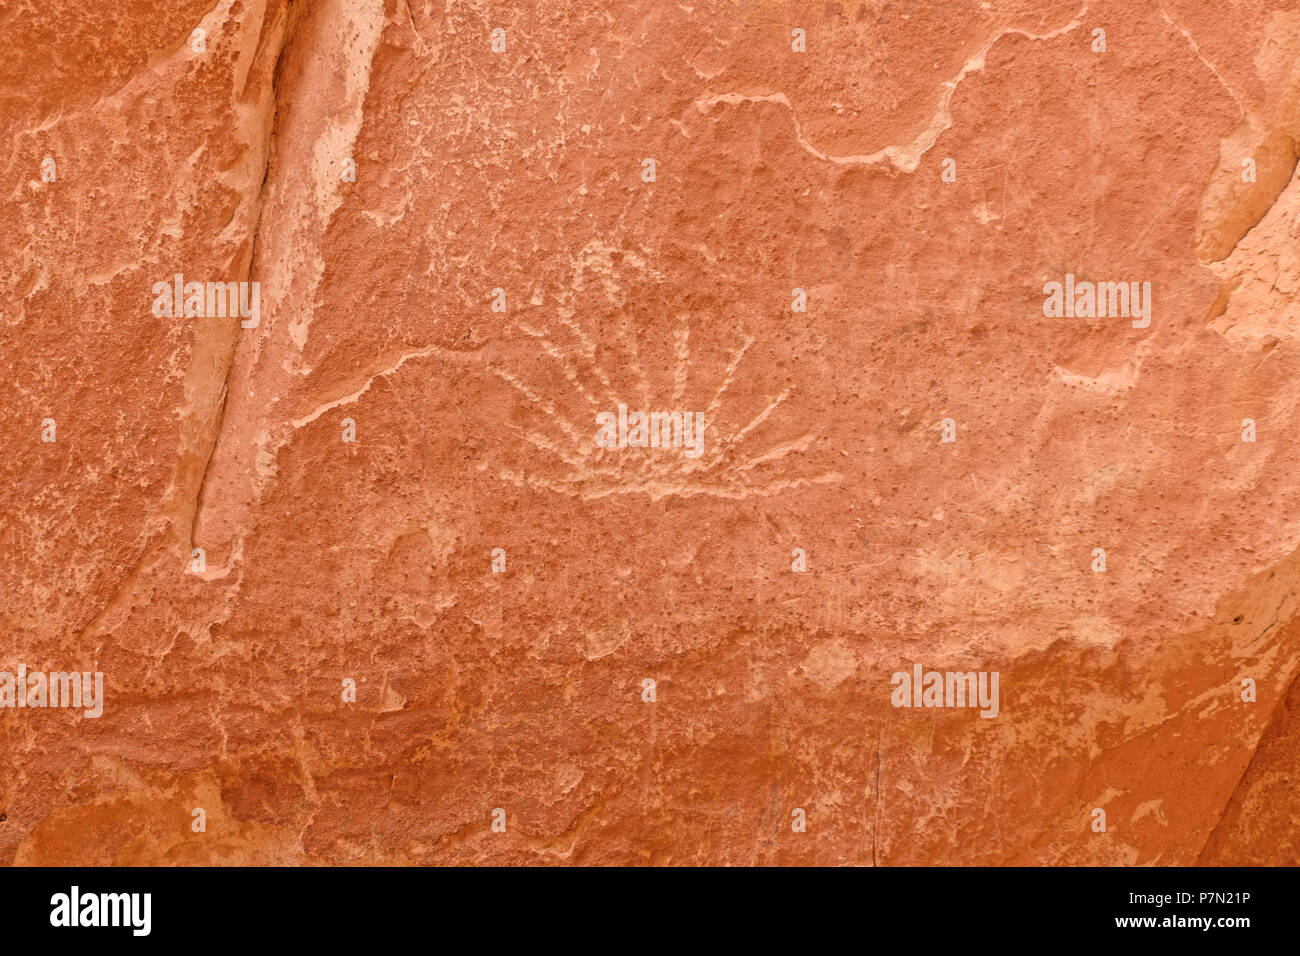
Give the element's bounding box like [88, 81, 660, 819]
[186, 0, 300, 553]
[66, 0, 299, 640]
[190, 0, 386, 570]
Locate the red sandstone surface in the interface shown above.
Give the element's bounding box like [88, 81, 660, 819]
[2, 0, 1299, 865]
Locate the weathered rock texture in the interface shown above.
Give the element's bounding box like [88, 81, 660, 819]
[3, 0, 1299, 865]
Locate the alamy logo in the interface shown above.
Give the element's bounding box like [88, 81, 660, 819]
[0, 665, 103, 718]
[151, 273, 260, 328]
[50, 887, 150, 936]
[595, 404, 705, 459]
[891, 663, 999, 718]
[1042, 273, 1150, 328]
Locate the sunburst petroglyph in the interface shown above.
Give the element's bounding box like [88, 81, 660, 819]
[480, 240, 842, 500]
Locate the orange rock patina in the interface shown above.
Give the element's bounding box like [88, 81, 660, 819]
[2, 0, 1299, 865]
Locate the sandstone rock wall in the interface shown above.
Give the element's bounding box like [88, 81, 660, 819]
[2, 0, 1298, 865]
